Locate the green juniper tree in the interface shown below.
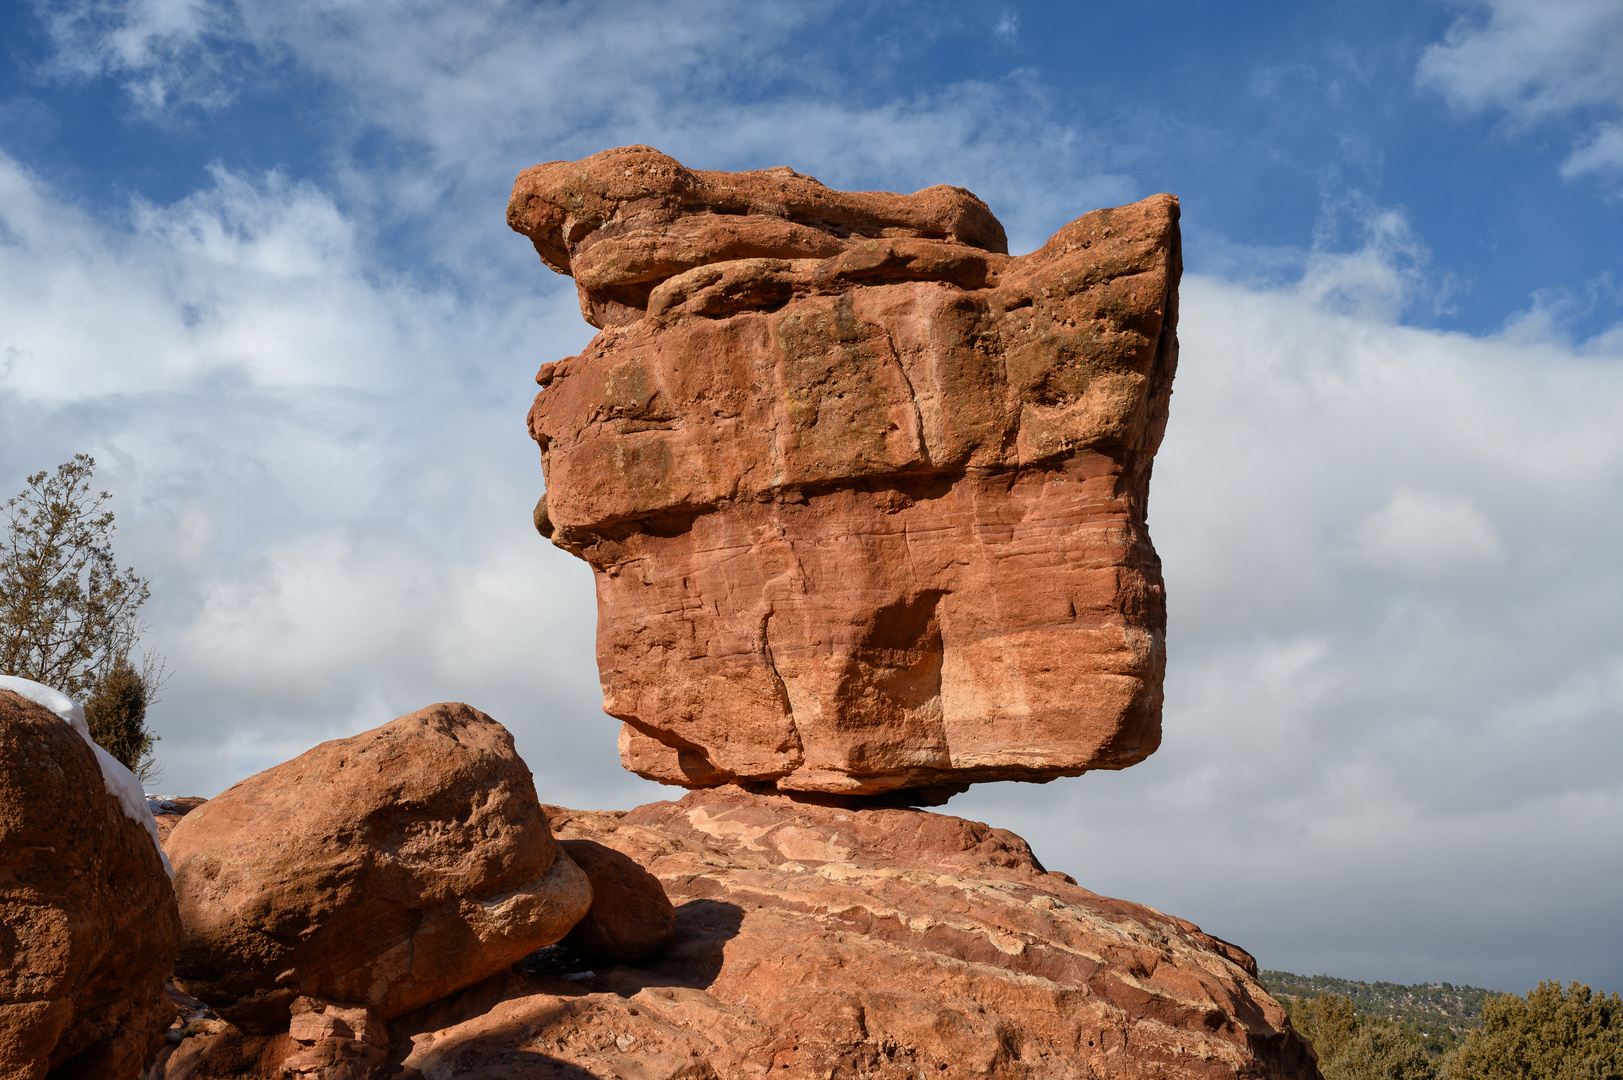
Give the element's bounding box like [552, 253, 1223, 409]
[1276, 978, 1623, 1080]
[1292, 993, 1365, 1065]
[1327, 1023, 1439, 1080]
[84, 652, 163, 783]
[1288, 992, 1439, 1080]
[1445, 981, 1623, 1080]
[1, 454, 163, 780]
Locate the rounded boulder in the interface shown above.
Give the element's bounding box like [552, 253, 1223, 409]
[166, 702, 591, 1025]
[0, 689, 181, 1080]
[557, 838, 675, 964]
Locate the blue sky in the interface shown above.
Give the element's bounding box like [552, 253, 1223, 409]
[3, 0, 1621, 995]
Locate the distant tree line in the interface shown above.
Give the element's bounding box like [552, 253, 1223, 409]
[1263, 969, 1490, 1053]
[1267, 972, 1623, 1080]
[1, 455, 163, 783]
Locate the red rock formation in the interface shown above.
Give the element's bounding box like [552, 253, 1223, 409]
[512, 146, 1180, 799]
[0, 689, 181, 1080]
[385, 788, 1317, 1080]
[556, 837, 676, 964]
[164, 702, 592, 1028]
[145, 996, 387, 1080]
[150, 796, 206, 846]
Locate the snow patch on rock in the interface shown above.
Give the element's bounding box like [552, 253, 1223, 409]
[0, 674, 174, 878]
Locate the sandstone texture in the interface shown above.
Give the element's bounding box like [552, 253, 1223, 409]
[149, 797, 206, 846]
[164, 702, 592, 1027]
[557, 837, 677, 965]
[512, 146, 1181, 798]
[0, 689, 181, 1080]
[385, 788, 1316, 1080]
[145, 995, 388, 1080]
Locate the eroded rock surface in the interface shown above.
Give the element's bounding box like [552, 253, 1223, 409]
[0, 689, 181, 1080]
[388, 788, 1317, 1080]
[164, 702, 592, 1028]
[512, 146, 1181, 798]
[144, 995, 388, 1080]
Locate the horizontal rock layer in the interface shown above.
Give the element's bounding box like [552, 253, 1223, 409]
[388, 788, 1318, 1080]
[514, 146, 1181, 798]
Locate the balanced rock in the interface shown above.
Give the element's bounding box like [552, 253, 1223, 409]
[555, 837, 676, 964]
[0, 688, 181, 1080]
[390, 788, 1317, 1080]
[165, 702, 592, 1027]
[512, 146, 1180, 799]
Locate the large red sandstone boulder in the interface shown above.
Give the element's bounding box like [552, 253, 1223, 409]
[0, 689, 181, 1080]
[384, 788, 1318, 1080]
[164, 702, 592, 1029]
[511, 146, 1180, 800]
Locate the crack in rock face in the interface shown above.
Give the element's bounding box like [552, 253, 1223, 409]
[511, 146, 1182, 802]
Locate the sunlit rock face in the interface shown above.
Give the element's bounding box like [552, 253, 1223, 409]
[393, 789, 1320, 1080]
[165, 703, 592, 1026]
[0, 689, 181, 1080]
[511, 145, 1181, 801]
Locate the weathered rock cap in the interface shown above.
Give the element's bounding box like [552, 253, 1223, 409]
[166, 702, 592, 1027]
[508, 144, 1008, 326]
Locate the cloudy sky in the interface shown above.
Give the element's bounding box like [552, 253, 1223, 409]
[2, 0, 1620, 995]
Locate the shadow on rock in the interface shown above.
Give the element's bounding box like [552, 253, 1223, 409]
[514, 899, 744, 995]
[384, 901, 742, 1078]
[632, 899, 746, 992]
[393, 1047, 604, 1079]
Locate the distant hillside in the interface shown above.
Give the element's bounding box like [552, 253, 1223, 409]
[1260, 970, 1493, 1050]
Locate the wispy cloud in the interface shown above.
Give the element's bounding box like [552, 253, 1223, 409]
[32, 0, 242, 112]
[1417, 0, 1623, 183]
[1298, 193, 1454, 320]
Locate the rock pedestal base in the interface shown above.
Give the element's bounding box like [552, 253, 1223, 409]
[389, 788, 1318, 1080]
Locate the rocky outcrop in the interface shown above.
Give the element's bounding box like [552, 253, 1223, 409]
[145, 995, 389, 1080]
[149, 797, 206, 846]
[556, 837, 676, 964]
[164, 702, 592, 1029]
[0, 688, 181, 1080]
[387, 788, 1316, 1080]
[512, 146, 1180, 800]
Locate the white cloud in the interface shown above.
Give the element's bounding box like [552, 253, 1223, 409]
[0, 155, 432, 400]
[1563, 119, 1623, 179]
[1298, 198, 1444, 321]
[1353, 488, 1503, 573]
[958, 272, 1623, 990]
[35, 0, 238, 112]
[1417, 0, 1623, 180]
